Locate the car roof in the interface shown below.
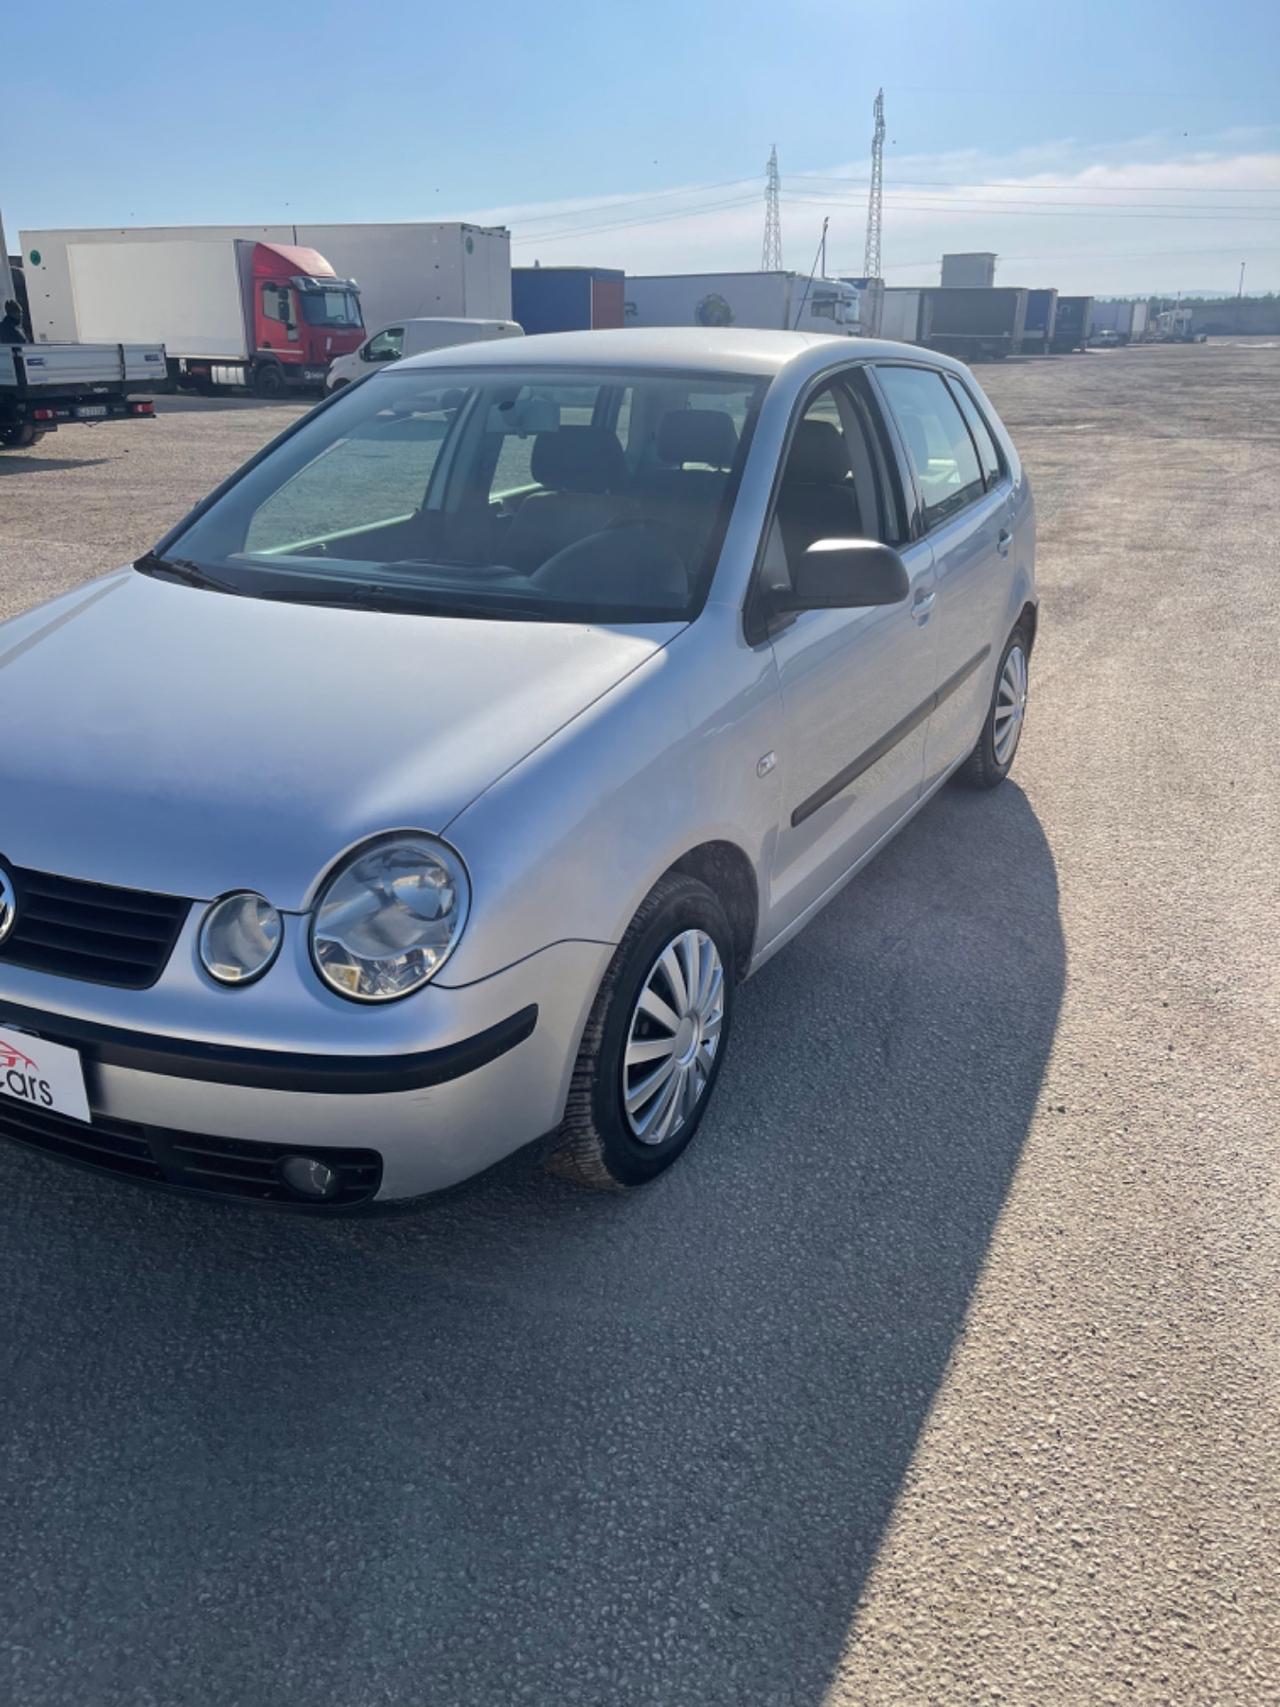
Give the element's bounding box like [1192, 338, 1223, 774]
[393, 325, 967, 380]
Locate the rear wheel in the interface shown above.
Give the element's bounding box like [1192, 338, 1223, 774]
[547, 873, 735, 1190]
[956, 625, 1031, 789]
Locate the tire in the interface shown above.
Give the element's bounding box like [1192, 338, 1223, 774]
[547, 872, 736, 1191]
[956, 623, 1031, 789]
[253, 362, 286, 400]
[1, 423, 41, 450]
[328, 378, 349, 393]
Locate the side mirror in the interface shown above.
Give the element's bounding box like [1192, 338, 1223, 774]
[775, 539, 910, 612]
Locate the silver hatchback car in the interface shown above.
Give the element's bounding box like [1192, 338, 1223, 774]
[0, 329, 1035, 1207]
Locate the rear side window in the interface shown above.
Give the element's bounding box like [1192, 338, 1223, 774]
[946, 378, 1003, 487]
[875, 365, 985, 530]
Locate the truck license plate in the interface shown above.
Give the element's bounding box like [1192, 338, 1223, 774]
[75, 405, 108, 419]
[0, 1024, 91, 1123]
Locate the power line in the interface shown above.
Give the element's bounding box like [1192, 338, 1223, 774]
[510, 192, 760, 247]
[865, 241, 1280, 273]
[792, 172, 1280, 194]
[784, 194, 1280, 222]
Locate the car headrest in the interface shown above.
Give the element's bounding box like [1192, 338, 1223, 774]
[785, 419, 850, 485]
[656, 409, 739, 471]
[529, 426, 626, 494]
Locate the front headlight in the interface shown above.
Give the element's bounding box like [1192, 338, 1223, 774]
[310, 834, 470, 1002]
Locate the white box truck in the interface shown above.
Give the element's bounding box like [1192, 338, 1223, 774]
[21, 222, 511, 347]
[23, 233, 364, 396]
[624, 271, 860, 336]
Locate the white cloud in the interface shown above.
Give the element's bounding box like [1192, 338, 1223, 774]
[445, 139, 1280, 296]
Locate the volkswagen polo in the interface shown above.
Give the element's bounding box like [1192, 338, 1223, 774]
[0, 329, 1035, 1206]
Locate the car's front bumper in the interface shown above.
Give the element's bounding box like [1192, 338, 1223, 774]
[0, 936, 613, 1203]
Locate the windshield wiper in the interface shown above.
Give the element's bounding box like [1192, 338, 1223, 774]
[134, 552, 241, 595]
[258, 583, 557, 621]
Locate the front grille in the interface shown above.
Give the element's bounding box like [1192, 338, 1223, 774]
[0, 1100, 382, 1208]
[2, 867, 190, 989]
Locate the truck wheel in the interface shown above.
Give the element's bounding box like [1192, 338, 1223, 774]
[253, 362, 286, 400]
[1, 424, 42, 450]
[547, 873, 735, 1191]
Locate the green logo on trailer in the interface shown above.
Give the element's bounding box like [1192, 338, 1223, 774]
[28, 249, 41, 267]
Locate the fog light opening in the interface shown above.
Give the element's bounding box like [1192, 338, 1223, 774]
[279, 1154, 339, 1200]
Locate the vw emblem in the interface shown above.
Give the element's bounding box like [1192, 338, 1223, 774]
[0, 869, 16, 946]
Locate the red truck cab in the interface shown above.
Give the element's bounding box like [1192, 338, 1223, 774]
[248, 243, 363, 396]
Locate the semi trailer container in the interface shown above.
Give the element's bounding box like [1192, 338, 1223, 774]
[878, 287, 924, 343]
[624, 271, 860, 335]
[940, 252, 998, 289]
[919, 287, 1029, 360]
[511, 267, 625, 334]
[1021, 288, 1059, 355]
[1049, 295, 1092, 353]
[1088, 300, 1149, 344]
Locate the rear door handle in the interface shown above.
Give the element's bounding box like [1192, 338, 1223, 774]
[997, 528, 1013, 557]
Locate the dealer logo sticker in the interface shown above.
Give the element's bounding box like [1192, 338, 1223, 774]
[0, 1024, 92, 1124]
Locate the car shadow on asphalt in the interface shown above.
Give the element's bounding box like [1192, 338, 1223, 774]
[0, 455, 115, 475]
[0, 780, 1063, 1707]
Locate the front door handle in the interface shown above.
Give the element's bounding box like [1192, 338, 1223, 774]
[911, 589, 935, 624]
[997, 527, 1013, 557]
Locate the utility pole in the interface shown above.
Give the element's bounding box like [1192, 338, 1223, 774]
[762, 145, 783, 272]
[863, 88, 885, 280]
[1236, 260, 1246, 331]
[819, 217, 828, 278]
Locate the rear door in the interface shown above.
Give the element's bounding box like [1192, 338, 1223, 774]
[757, 370, 939, 937]
[871, 362, 1013, 788]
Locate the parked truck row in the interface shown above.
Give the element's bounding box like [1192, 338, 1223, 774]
[3, 207, 1207, 453]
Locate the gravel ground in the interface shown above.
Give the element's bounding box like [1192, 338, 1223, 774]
[1, 342, 1277, 1706]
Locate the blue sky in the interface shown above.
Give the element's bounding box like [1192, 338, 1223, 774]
[9, 0, 1279, 294]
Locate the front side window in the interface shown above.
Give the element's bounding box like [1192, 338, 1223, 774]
[365, 327, 405, 363]
[261, 283, 291, 322]
[155, 365, 766, 624]
[875, 364, 985, 530]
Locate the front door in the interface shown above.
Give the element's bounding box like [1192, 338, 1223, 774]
[761, 375, 940, 937]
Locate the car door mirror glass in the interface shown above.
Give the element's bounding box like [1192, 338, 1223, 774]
[783, 539, 910, 610]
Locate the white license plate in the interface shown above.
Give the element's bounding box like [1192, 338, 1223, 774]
[0, 1024, 91, 1123]
[75, 405, 108, 419]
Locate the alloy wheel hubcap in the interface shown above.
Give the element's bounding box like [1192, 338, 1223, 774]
[623, 929, 725, 1145]
[993, 644, 1029, 766]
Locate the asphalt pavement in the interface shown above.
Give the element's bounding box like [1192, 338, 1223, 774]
[0, 343, 1277, 1705]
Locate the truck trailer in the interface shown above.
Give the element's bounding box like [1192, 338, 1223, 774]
[879, 288, 925, 343]
[1021, 288, 1059, 356]
[21, 221, 510, 354]
[21, 235, 363, 396]
[919, 287, 1029, 361]
[1088, 300, 1149, 344]
[1049, 296, 1092, 353]
[512, 267, 624, 334]
[624, 271, 860, 336]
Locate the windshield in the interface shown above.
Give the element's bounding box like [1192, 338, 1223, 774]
[299, 287, 363, 328]
[154, 364, 766, 623]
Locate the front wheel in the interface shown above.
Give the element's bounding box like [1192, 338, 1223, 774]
[253, 361, 286, 400]
[956, 625, 1031, 789]
[547, 873, 735, 1190]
